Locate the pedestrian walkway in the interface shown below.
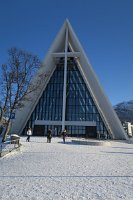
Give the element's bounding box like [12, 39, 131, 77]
[0, 137, 133, 200]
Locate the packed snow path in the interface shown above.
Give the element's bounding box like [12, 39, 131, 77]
[0, 137, 133, 200]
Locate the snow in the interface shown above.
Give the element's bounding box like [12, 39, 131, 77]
[114, 100, 133, 110]
[0, 137, 133, 200]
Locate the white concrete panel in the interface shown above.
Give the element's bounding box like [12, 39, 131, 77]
[34, 120, 96, 126]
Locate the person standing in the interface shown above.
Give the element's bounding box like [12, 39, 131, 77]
[47, 129, 52, 143]
[26, 128, 32, 142]
[62, 129, 67, 144]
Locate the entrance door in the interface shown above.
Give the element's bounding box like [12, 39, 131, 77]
[33, 125, 45, 136]
[85, 126, 97, 138]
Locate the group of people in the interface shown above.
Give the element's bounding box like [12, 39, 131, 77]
[26, 128, 67, 143]
[47, 129, 67, 143]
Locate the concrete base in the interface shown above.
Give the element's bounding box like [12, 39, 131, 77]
[72, 139, 111, 146]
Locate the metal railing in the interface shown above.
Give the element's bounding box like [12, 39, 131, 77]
[0, 138, 20, 156]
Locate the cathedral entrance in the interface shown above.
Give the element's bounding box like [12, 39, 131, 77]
[33, 125, 45, 136]
[85, 126, 97, 138]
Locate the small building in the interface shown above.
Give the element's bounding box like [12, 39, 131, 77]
[122, 122, 133, 137]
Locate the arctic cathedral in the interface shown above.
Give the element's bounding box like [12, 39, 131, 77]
[11, 20, 127, 140]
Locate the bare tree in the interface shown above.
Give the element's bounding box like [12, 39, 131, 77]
[0, 47, 44, 142]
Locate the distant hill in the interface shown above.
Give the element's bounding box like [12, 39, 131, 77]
[114, 100, 133, 123]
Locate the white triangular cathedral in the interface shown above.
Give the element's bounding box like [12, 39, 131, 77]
[11, 20, 128, 140]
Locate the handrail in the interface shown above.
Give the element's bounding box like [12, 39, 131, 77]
[0, 138, 20, 155]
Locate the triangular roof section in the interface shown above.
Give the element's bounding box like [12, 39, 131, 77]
[11, 19, 128, 140]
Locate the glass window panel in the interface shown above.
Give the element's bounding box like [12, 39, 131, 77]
[23, 57, 110, 137]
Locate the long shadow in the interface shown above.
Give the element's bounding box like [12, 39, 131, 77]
[57, 141, 92, 146]
[27, 141, 74, 144]
[102, 151, 133, 155]
[112, 147, 133, 150]
[57, 141, 79, 145]
[0, 175, 133, 178]
[22, 152, 61, 154]
[112, 140, 130, 144]
[21, 152, 108, 156]
[28, 141, 47, 144]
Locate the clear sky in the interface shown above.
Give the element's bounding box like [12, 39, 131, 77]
[0, 0, 133, 105]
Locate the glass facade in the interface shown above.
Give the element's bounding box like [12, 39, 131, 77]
[23, 57, 109, 138]
[66, 58, 109, 137]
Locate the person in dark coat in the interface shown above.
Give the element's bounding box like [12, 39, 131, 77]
[62, 129, 67, 144]
[47, 129, 52, 143]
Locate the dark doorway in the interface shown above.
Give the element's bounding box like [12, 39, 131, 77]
[33, 125, 45, 136]
[85, 126, 97, 138]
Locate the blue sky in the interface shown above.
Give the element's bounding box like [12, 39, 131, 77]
[0, 0, 133, 105]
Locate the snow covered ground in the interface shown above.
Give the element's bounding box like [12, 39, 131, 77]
[0, 137, 133, 200]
